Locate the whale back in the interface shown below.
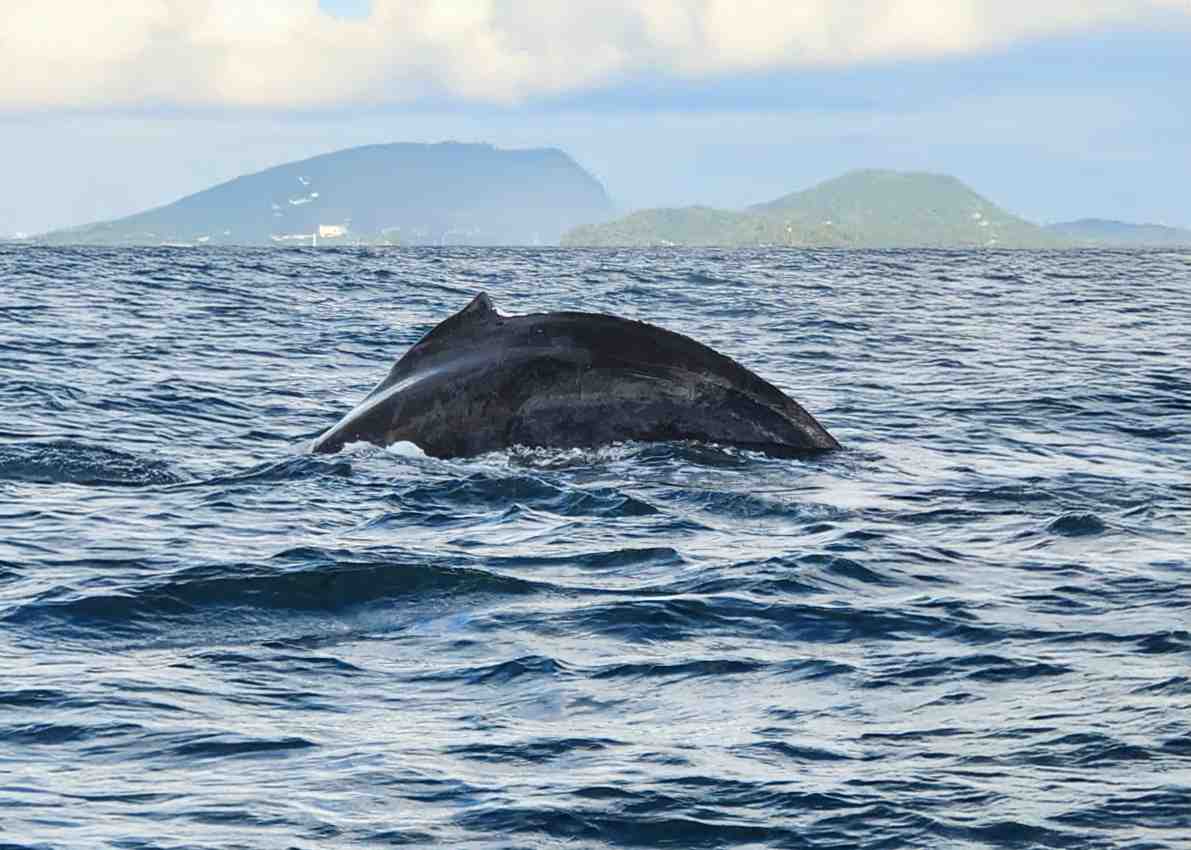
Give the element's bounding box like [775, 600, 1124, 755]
[312, 292, 840, 457]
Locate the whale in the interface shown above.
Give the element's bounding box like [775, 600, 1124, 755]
[311, 293, 840, 458]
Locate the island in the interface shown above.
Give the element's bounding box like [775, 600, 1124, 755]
[37, 142, 614, 247]
[563, 170, 1068, 248]
[28, 152, 1188, 250]
[1044, 219, 1191, 247]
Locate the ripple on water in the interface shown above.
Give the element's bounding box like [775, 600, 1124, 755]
[1, 245, 1189, 850]
[0, 440, 182, 485]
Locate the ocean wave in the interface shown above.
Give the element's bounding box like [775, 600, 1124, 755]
[0, 440, 181, 486]
[3, 246, 1189, 850]
[3, 548, 544, 638]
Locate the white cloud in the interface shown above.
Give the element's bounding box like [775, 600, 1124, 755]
[2, 0, 1189, 109]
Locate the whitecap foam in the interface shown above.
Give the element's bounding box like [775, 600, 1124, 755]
[385, 441, 427, 459]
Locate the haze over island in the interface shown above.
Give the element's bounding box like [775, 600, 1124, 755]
[3, 2, 1189, 240]
[26, 142, 1191, 248]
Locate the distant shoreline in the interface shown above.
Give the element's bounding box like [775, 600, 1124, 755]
[22, 144, 1191, 250]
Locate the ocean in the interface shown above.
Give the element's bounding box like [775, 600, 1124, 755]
[1, 245, 1188, 849]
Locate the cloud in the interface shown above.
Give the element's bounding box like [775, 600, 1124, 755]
[3, 0, 1189, 109]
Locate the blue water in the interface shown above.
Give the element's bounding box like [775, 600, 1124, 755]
[1, 245, 1189, 849]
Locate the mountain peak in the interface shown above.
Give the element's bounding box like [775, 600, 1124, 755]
[40, 142, 613, 246]
[566, 168, 1063, 248]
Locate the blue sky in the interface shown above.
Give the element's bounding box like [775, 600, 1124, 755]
[2, 1, 1188, 236]
[321, 0, 372, 18]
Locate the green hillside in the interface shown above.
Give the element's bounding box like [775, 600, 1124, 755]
[564, 169, 1067, 248]
[752, 169, 1062, 247]
[561, 206, 846, 247]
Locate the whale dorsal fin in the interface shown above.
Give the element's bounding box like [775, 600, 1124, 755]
[407, 292, 499, 355]
[462, 292, 496, 318]
[441, 291, 499, 334]
[376, 292, 500, 391]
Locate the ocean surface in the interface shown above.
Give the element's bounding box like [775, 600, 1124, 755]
[1, 245, 1189, 850]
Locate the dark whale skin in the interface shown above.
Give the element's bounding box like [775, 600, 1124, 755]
[311, 293, 840, 458]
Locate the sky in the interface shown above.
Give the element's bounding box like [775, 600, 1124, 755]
[2, 0, 1189, 237]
